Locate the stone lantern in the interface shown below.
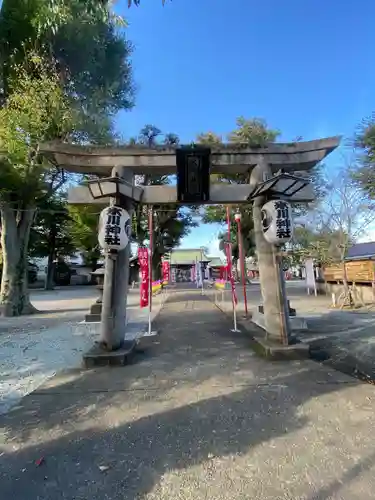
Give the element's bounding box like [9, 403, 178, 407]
[85, 268, 105, 322]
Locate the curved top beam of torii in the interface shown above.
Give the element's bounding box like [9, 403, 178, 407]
[40, 136, 341, 177]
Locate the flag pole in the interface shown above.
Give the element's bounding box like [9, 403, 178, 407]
[147, 206, 155, 336]
[226, 206, 239, 332]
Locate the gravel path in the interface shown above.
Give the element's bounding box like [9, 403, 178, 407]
[0, 288, 163, 415]
[1, 290, 375, 499]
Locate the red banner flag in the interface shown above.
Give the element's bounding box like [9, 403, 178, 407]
[138, 247, 149, 308]
[162, 260, 170, 285]
[219, 266, 225, 280]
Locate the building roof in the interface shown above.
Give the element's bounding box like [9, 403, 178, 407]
[170, 248, 211, 265]
[207, 256, 223, 267]
[345, 242, 375, 261]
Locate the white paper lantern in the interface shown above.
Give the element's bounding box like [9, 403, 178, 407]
[261, 200, 293, 245]
[98, 206, 131, 251]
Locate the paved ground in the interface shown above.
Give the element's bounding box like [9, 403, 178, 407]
[210, 282, 375, 381]
[1, 290, 375, 499]
[0, 287, 164, 415]
[211, 280, 334, 318]
[299, 309, 375, 380]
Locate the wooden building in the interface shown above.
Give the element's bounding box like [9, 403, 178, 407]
[323, 242, 375, 284]
[168, 248, 213, 282]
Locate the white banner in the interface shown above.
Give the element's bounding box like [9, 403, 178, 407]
[305, 258, 317, 296]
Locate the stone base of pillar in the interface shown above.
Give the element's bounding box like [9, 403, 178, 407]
[252, 310, 308, 332]
[82, 340, 137, 368]
[250, 336, 310, 360]
[258, 300, 296, 317]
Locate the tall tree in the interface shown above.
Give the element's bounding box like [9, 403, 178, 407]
[227, 117, 280, 148]
[28, 194, 76, 289]
[0, 1, 134, 315]
[164, 133, 180, 146]
[304, 160, 375, 301]
[287, 225, 348, 267]
[68, 204, 102, 272]
[138, 125, 162, 148]
[354, 117, 375, 197]
[0, 54, 74, 315]
[195, 132, 223, 145]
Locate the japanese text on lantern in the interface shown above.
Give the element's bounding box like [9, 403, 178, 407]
[275, 201, 291, 240]
[138, 247, 149, 308]
[98, 206, 130, 251]
[105, 207, 121, 245]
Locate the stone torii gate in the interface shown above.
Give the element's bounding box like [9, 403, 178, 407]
[41, 136, 340, 361]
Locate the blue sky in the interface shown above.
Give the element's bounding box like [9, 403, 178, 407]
[115, 0, 375, 254]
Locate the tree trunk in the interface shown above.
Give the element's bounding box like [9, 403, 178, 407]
[152, 250, 162, 281]
[91, 259, 99, 271]
[0, 206, 38, 316]
[342, 260, 353, 306]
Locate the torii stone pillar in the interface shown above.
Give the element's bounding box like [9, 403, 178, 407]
[99, 166, 134, 351]
[251, 161, 291, 344]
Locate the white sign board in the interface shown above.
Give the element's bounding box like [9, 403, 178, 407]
[261, 200, 293, 245]
[98, 206, 131, 251]
[171, 268, 177, 283]
[305, 258, 317, 296]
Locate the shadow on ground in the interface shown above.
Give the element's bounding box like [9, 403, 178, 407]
[0, 371, 361, 499]
[0, 292, 370, 499]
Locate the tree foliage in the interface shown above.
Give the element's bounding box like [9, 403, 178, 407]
[0, 54, 75, 313]
[132, 125, 197, 278]
[354, 116, 375, 198]
[227, 117, 280, 148]
[0, 0, 135, 315]
[0, 53, 74, 199]
[287, 226, 350, 266]
[68, 204, 102, 270]
[290, 160, 375, 268]
[195, 132, 223, 146]
[28, 193, 76, 289]
[200, 117, 280, 264]
[29, 195, 75, 260]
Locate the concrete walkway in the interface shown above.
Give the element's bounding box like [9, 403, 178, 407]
[1, 290, 375, 499]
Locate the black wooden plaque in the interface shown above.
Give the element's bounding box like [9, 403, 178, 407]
[176, 146, 210, 203]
